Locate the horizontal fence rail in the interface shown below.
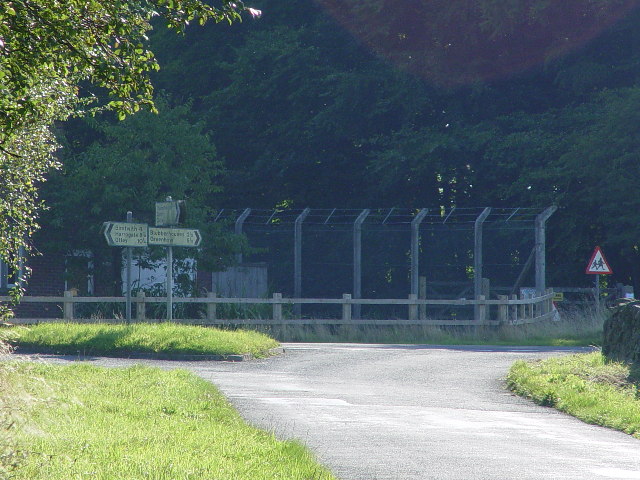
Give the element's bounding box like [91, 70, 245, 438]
[1, 290, 556, 326]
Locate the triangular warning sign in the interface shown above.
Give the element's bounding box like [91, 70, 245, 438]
[585, 246, 613, 275]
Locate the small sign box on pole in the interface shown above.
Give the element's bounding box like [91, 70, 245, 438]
[155, 200, 182, 227]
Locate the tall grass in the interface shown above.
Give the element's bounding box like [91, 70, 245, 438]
[508, 351, 640, 437]
[254, 306, 606, 346]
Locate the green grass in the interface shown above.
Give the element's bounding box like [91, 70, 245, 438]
[2, 361, 335, 479]
[7, 323, 280, 358]
[507, 351, 640, 437]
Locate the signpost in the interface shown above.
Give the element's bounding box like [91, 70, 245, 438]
[101, 214, 148, 322]
[102, 197, 202, 322]
[154, 197, 200, 321]
[149, 227, 201, 321]
[585, 246, 613, 309]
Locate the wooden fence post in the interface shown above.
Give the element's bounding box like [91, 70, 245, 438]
[498, 295, 508, 324]
[63, 290, 75, 321]
[136, 291, 146, 321]
[510, 294, 518, 323]
[273, 293, 283, 322]
[207, 292, 217, 322]
[342, 294, 352, 321]
[476, 295, 486, 323]
[408, 294, 418, 321]
[419, 276, 427, 320]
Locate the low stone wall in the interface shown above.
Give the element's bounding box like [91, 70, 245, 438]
[602, 300, 640, 364]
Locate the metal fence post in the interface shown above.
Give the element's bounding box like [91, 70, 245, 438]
[234, 208, 251, 264]
[273, 293, 283, 321]
[411, 209, 429, 297]
[474, 208, 491, 321]
[207, 292, 217, 322]
[294, 208, 311, 317]
[342, 294, 352, 321]
[136, 290, 146, 321]
[535, 206, 557, 296]
[353, 209, 370, 319]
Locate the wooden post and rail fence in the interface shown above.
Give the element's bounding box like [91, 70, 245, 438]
[1, 290, 556, 326]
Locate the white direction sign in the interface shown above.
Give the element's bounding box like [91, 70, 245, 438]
[148, 227, 201, 247]
[585, 246, 613, 275]
[103, 222, 148, 247]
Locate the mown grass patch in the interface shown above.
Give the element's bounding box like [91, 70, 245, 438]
[507, 351, 640, 437]
[8, 323, 279, 358]
[2, 361, 336, 480]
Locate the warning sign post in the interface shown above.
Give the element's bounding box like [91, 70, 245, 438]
[585, 246, 612, 309]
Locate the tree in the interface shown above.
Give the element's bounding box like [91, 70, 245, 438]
[41, 96, 239, 295]
[0, 0, 254, 316]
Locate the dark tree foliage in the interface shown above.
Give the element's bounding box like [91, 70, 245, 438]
[51, 0, 640, 289]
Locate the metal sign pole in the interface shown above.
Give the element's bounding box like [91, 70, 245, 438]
[126, 211, 133, 323]
[595, 274, 600, 310]
[167, 245, 173, 321]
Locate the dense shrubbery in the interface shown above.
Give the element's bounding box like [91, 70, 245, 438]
[603, 301, 640, 364]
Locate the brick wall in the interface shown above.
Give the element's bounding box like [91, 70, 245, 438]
[12, 254, 65, 318]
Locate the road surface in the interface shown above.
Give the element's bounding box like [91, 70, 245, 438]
[19, 344, 640, 479]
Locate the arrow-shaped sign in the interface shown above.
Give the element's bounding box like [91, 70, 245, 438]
[148, 227, 202, 247]
[103, 222, 149, 247]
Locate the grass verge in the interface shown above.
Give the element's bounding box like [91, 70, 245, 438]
[2, 361, 335, 479]
[507, 351, 640, 438]
[0, 335, 19, 480]
[7, 323, 280, 358]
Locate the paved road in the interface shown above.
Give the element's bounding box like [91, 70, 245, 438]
[20, 344, 640, 479]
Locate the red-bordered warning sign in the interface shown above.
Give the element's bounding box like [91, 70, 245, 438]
[585, 246, 613, 275]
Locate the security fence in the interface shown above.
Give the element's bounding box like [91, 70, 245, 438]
[5, 206, 577, 323]
[209, 206, 556, 320]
